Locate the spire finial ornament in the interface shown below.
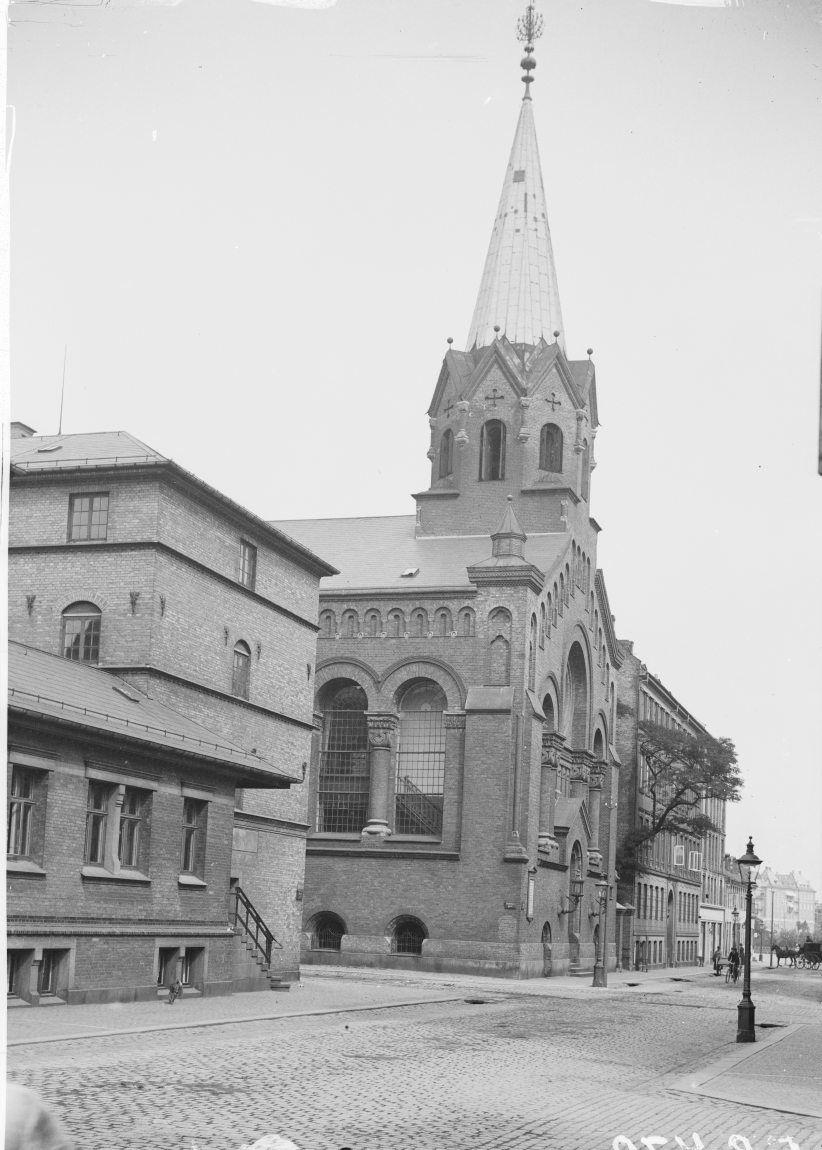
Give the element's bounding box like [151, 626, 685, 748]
[516, 2, 544, 98]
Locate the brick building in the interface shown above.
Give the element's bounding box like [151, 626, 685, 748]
[7, 643, 295, 1003]
[614, 646, 726, 970]
[274, 42, 623, 978]
[7, 424, 335, 999]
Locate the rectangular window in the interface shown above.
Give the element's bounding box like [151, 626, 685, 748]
[118, 788, 144, 868]
[673, 844, 685, 867]
[239, 540, 257, 591]
[180, 798, 207, 876]
[85, 782, 111, 864]
[7, 768, 35, 857]
[62, 611, 101, 664]
[68, 493, 109, 542]
[688, 850, 703, 872]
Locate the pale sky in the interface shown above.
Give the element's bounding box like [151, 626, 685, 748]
[8, 0, 822, 890]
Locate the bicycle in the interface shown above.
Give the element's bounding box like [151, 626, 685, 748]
[725, 962, 740, 984]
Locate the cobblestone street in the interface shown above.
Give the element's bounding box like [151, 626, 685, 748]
[7, 968, 822, 1150]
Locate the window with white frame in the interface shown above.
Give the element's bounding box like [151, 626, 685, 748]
[688, 850, 702, 872]
[673, 844, 685, 867]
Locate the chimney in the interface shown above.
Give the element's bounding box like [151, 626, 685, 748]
[11, 422, 37, 439]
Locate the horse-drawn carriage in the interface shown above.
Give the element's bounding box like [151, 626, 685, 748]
[771, 941, 821, 969]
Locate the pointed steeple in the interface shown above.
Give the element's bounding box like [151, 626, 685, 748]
[491, 495, 527, 561]
[466, 5, 565, 353]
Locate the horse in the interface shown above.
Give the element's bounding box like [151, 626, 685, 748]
[771, 944, 798, 967]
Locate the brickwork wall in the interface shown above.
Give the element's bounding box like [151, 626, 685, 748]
[7, 721, 240, 1001]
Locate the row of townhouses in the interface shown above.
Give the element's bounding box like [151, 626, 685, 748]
[8, 37, 749, 1003]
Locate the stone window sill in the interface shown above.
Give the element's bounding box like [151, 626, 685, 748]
[178, 874, 207, 888]
[81, 865, 151, 883]
[6, 859, 46, 876]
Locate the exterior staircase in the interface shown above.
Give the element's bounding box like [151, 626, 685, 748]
[233, 885, 290, 992]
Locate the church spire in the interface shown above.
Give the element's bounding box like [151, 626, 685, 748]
[466, 3, 565, 353]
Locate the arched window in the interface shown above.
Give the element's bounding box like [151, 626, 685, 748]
[588, 592, 594, 621]
[539, 604, 546, 648]
[391, 916, 427, 955]
[319, 609, 336, 639]
[232, 641, 251, 699]
[479, 420, 506, 480]
[410, 608, 428, 638]
[318, 681, 369, 834]
[364, 609, 382, 637]
[539, 423, 563, 472]
[564, 563, 571, 600]
[438, 429, 454, 479]
[458, 607, 475, 637]
[593, 729, 605, 761]
[311, 912, 346, 951]
[545, 595, 552, 637]
[488, 608, 512, 686]
[395, 680, 447, 836]
[387, 608, 405, 638]
[581, 439, 590, 501]
[434, 608, 452, 637]
[528, 615, 537, 690]
[558, 575, 565, 615]
[586, 558, 591, 593]
[61, 601, 101, 664]
[341, 609, 359, 638]
[551, 585, 558, 625]
[542, 692, 556, 734]
[563, 641, 589, 749]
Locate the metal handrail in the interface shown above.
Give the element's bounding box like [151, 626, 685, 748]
[233, 886, 281, 966]
[396, 775, 442, 836]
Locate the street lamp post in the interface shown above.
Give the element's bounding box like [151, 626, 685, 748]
[592, 877, 610, 988]
[736, 837, 762, 1044]
[732, 906, 739, 948]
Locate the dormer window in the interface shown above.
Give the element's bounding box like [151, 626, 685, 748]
[68, 493, 109, 542]
[438, 429, 454, 479]
[239, 540, 257, 590]
[479, 420, 506, 481]
[539, 423, 563, 472]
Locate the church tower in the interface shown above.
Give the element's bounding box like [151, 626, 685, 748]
[416, 4, 598, 544]
[279, 4, 623, 980]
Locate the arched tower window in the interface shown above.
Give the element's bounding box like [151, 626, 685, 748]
[434, 608, 452, 637]
[581, 439, 590, 501]
[438, 429, 454, 479]
[232, 641, 251, 699]
[563, 641, 589, 749]
[318, 680, 369, 834]
[395, 680, 447, 837]
[539, 423, 563, 472]
[364, 609, 382, 637]
[61, 601, 101, 664]
[479, 420, 506, 480]
[593, 729, 605, 761]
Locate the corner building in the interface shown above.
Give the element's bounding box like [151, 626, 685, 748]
[276, 46, 623, 977]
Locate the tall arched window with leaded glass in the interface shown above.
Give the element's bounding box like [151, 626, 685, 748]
[317, 681, 370, 834]
[394, 680, 447, 837]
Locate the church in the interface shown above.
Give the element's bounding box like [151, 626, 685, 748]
[274, 8, 624, 978]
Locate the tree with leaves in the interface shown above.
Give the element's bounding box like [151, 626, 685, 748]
[617, 720, 743, 883]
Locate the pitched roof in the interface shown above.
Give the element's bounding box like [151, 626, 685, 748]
[270, 514, 570, 592]
[10, 430, 166, 472]
[466, 95, 565, 352]
[7, 642, 295, 787]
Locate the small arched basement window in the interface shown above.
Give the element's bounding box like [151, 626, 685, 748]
[312, 913, 346, 951]
[479, 420, 506, 480]
[391, 916, 427, 955]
